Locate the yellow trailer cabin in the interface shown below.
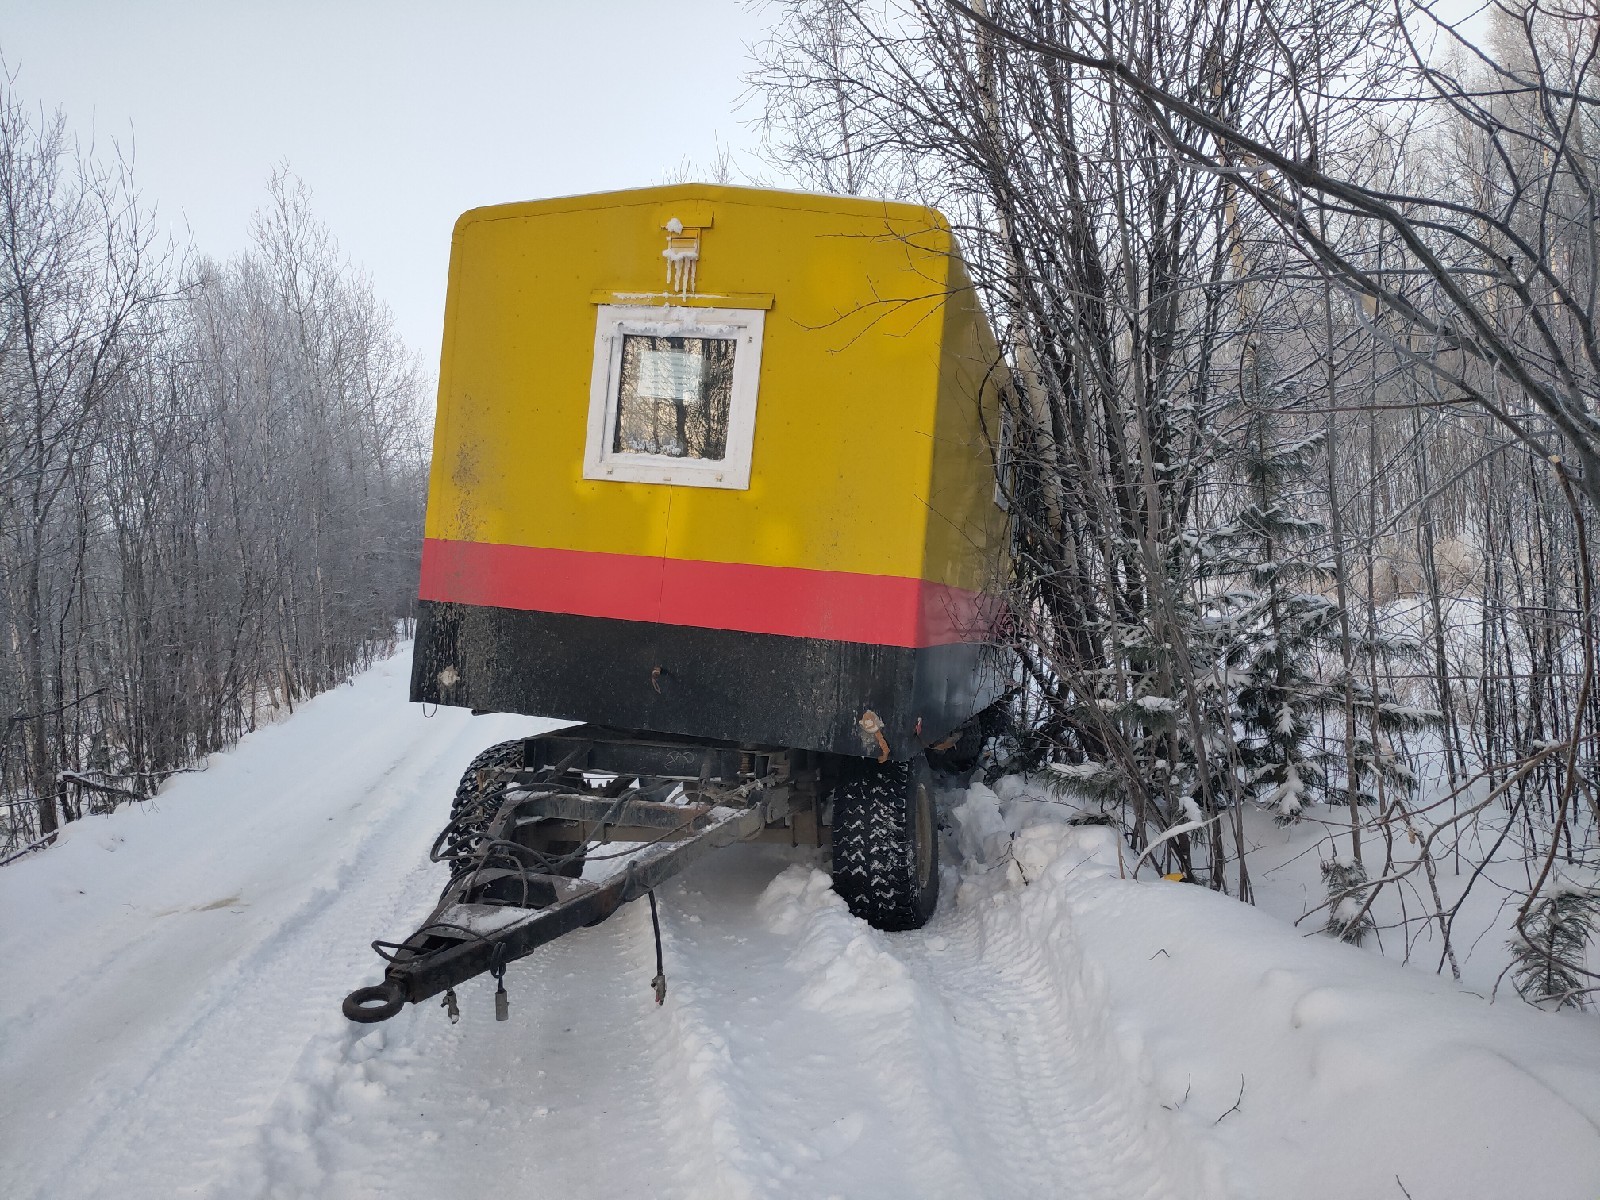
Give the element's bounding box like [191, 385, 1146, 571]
[413, 184, 1012, 766]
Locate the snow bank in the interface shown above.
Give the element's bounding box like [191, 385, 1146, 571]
[949, 776, 1600, 1200]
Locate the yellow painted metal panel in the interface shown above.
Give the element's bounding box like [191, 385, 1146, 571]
[925, 252, 1012, 596]
[424, 184, 1006, 590]
[587, 290, 775, 309]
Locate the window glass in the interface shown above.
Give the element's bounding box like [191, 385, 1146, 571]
[613, 334, 736, 460]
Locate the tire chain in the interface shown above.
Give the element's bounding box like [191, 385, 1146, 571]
[442, 739, 526, 877]
[830, 760, 935, 931]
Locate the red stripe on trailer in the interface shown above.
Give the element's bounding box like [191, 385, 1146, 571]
[418, 538, 993, 649]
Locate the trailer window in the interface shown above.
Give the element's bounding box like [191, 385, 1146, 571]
[614, 335, 735, 459]
[585, 305, 765, 489]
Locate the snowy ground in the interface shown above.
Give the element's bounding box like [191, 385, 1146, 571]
[3, 648, 1599, 1200]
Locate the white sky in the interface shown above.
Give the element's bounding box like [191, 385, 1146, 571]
[0, 0, 773, 367]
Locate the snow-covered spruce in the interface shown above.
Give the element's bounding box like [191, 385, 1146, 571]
[1508, 887, 1600, 1009]
[1203, 352, 1432, 825]
[1320, 856, 1376, 945]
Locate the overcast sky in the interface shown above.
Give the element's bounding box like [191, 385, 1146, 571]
[0, 0, 773, 366]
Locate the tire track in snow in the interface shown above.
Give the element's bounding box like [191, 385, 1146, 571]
[645, 832, 1223, 1200]
[275, 902, 685, 1200]
[24, 717, 491, 1200]
[651, 848, 987, 1200]
[167, 715, 520, 1200]
[894, 879, 1193, 1199]
[0, 655, 550, 1200]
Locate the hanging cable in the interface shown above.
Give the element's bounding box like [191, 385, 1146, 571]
[647, 889, 667, 1005]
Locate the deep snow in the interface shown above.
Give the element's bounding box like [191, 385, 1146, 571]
[2, 648, 1598, 1199]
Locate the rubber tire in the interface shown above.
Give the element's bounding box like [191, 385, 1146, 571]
[447, 739, 585, 880]
[829, 755, 940, 931]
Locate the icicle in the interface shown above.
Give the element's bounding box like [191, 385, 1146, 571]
[662, 216, 700, 294]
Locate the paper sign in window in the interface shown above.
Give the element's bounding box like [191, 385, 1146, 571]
[636, 348, 700, 402]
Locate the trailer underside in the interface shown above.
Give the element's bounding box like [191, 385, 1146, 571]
[410, 598, 1005, 763]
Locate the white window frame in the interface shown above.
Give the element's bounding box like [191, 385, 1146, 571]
[583, 304, 765, 490]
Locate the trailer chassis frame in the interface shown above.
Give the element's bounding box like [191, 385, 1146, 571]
[343, 727, 817, 1023]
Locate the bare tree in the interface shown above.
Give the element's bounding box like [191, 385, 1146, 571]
[0, 77, 428, 860]
[754, 0, 1600, 1003]
[951, 0, 1600, 513]
[754, 0, 1389, 892]
[0, 80, 166, 839]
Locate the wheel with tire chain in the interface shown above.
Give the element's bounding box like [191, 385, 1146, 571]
[446, 739, 586, 881]
[829, 754, 939, 931]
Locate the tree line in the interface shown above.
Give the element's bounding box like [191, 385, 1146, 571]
[0, 82, 428, 859]
[753, 0, 1600, 1006]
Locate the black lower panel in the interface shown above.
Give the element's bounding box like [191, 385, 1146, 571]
[411, 600, 1008, 761]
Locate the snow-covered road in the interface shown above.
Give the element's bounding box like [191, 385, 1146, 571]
[4, 649, 1599, 1200]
